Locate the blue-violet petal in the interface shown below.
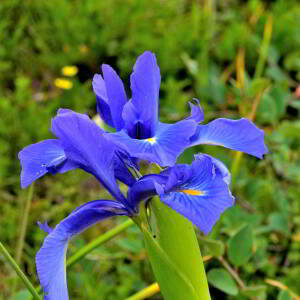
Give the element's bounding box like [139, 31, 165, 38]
[36, 200, 128, 300]
[158, 154, 235, 234]
[101, 64, 127, 130]
[51, 110, 128, 203]
[18, 139, 73, 188]
[123, 51, 161, 139]
[189, 118, 268, 159]
[106, 120, 197, 167]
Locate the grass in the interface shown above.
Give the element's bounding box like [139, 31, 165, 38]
[0, 0, 299, 299]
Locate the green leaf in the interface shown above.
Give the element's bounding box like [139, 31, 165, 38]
[228, 225, 253, 267]
[265, 66, 290, 83]
[249, 78, 271, 97]
[268, 213, 289, 235]
[269, 86, 290, 119]
[141, 197, 211, 300]
[277, 290, 292, 300]
[181, 52, 199, 75]
[277, 121, 300, 141]
[207, 268, 238, 295]
[198, 236, 225, 257]
[115, 237, 143, 254]
[143, 228, 199, 300]
[284, 51, 300, 71]
[241, 285, 267, 299]
[257, 93, 278, 124]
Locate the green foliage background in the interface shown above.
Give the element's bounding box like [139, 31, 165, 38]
[0, 0, 299, 299]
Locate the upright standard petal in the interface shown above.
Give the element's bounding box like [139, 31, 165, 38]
[123, 51, 161, 139]
[106, 120, 197, 167]
[157, 155, 235, 234]
[92, 74, 114, 127]
[189, 118, 268, 159]
[36, 200, 129, 300]
[51, 110, 128, 204]
[102, 64, 127, 131]
[18, 139, 75, 188]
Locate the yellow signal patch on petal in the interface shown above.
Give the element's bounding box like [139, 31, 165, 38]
[146, 137, 156, 144]
[180, 189, 205, 196]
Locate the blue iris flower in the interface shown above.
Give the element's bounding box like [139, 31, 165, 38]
[93, 51, 267, 166]
[18, 51, 267, 300]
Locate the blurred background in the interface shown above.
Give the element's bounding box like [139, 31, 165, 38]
[0, 0, 299, 299]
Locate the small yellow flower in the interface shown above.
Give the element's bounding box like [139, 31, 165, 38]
[54, 78, 73, 90]
[61, 66, 78, 77]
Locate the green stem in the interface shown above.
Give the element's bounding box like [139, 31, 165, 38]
[231, 151, 243, 187]
[16, 183, 34, 264]
[67, 219, 134, 268]
[12, 183, 34, 294]
[140, 198, 211, 300]
[0, 241, 42, 300]
[254, 14, 273, 79]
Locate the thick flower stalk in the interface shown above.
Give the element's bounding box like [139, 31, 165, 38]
[19, 51, 267, 300]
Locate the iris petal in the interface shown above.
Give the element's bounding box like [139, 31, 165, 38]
[194, 153, 231, 185]
[36, 200, 128, 300]
[51, 110, 128, 204]
[189, 118, 268, 159]
[92, 74, 114, 127]
[158, 154, 235, 234]
[101, 64, 127, 130]
[18, 140, 74, 188]
[128, 174, 168, 207]
[123, 51, 161, 139]
[106, 120, 197, 167]
[114, 152, 137, 187]
[19, 110, 135, 201]
[185, 99, 204, 123]
[92, 65, 127, 130]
